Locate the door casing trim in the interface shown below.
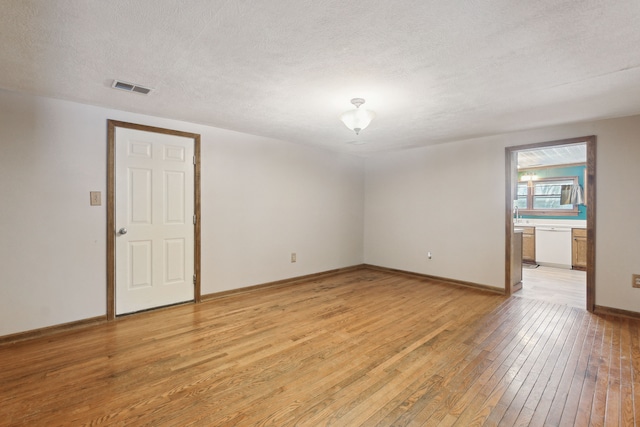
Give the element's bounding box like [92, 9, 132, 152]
[107, 120, 202, 320]
[504, 136, 596, 311]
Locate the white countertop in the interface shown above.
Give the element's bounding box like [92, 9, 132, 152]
[513, 219, 586, 229]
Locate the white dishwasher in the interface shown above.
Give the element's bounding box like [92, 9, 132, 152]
[535, 226, 572, 269]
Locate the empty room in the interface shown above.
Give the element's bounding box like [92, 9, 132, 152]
[1, 1, 640, 426]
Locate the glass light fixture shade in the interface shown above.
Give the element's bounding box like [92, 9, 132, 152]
[340, 102, 376, 135]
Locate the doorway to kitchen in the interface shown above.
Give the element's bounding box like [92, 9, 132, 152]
[505, 136, 596, 311]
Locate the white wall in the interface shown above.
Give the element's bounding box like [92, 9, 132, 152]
[201, 123, 365, 293]
[364, 115, 640, 312]
[0, 89, 364, 336]
[364, 138, 506, 287]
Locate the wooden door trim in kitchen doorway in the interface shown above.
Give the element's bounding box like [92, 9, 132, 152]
[107, 120, 201, 320]
[505, 136, 596, 312]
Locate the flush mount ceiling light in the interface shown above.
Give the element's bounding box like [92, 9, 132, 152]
[340, 98, 376, 135]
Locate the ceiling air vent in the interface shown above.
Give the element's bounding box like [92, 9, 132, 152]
[111, 80, 153, 95]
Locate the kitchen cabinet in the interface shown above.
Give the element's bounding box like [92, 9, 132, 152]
[511, 229, 523, 291]
[572, 228, 587, 270]
[521, 227, 535, 263]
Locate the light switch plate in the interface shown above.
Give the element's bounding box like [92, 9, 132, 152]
[90, 191, 101, 206]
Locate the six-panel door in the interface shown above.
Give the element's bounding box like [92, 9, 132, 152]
[115, 127, 195, 315]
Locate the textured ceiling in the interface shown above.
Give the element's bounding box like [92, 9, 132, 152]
[517, 144, 586, 169]
[1, 1, 640, 154]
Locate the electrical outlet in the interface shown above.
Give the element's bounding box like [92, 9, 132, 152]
[90, 191, 101, 206]
[633, 274, 640, 288]
[291, 253, 296, 263]
[427, 252, 432, 260]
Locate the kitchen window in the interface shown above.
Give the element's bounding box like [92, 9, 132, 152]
[515, 176, 580, 216]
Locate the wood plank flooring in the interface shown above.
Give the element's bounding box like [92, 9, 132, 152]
[1, 268, 638, 426]
[516, 265, 586, 309]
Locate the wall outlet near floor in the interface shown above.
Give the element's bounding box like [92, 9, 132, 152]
[633, 274, 640, 288]
[427, 252, 432, 260]
[291, 253, 296, 263]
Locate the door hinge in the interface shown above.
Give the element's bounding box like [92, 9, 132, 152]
[193, 274, 196, 285]
[193, 215, 196, 225]
[193, 156, 196, 165]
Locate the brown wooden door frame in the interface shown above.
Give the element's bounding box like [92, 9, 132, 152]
[106, 120, 202, 320]
[505, 136, 596, 312]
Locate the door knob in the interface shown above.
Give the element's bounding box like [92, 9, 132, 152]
[118, 228, 128, 235]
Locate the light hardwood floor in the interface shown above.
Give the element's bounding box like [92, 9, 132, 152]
[516, 265, 586, 309]
[1, 268, 638, 426]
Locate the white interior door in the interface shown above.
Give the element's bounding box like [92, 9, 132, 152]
[115, 127, 195, 315]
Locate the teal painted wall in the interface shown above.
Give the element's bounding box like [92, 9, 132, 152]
[518, 164, 587, 220]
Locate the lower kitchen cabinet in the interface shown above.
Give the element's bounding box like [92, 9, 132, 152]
[511, 230, 523, 291]
[572, 228, 587, 270]
[522, 227, 536, 264]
